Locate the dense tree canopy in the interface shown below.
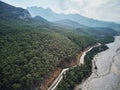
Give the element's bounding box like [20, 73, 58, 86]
[0, 1, 118, 90]
[0, 20, 79, 90]
[0, 17, 117, 90]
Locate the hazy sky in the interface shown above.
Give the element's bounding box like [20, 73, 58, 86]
[1, 0, 120, 22]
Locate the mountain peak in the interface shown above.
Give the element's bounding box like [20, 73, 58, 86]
[27, 6, 120, 31]
[0, 1, 31, 20]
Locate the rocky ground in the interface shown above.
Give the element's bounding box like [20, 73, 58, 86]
[75, 36, 120, 90]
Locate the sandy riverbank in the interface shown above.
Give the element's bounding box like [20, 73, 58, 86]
[75, 36, 120, 90]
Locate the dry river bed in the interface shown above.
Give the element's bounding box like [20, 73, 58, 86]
[75, 36, 120, 90]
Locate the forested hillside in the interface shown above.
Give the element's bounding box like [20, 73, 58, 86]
[0, 1, 118, 90]
[0, 19, 97, 90]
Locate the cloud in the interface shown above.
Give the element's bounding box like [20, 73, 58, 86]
[60, 0, 87, 13]
[2, 0, 120, 22]
[58, 0, 120, 22]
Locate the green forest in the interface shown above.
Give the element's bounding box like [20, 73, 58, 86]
[0, 1, 119, 90]
[0, 19, 97, 90]
[0, 18, 116, 90]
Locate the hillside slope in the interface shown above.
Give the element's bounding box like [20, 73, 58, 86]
[0, 1, 31, 19]
[0, 1, 118, 90]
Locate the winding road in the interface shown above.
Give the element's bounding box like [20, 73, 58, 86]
[48, 43, 100, 90]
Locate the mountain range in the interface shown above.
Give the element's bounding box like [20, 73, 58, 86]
[27, 6, 120, 31]
[0, 1, 119, 90]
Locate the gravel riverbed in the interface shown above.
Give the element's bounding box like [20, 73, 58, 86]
[75, 36, 120, 90]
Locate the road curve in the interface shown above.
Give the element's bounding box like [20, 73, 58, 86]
[48, 43, 100, 90]
[48, 68, 69, 90]
[75, 36, 120, 90]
